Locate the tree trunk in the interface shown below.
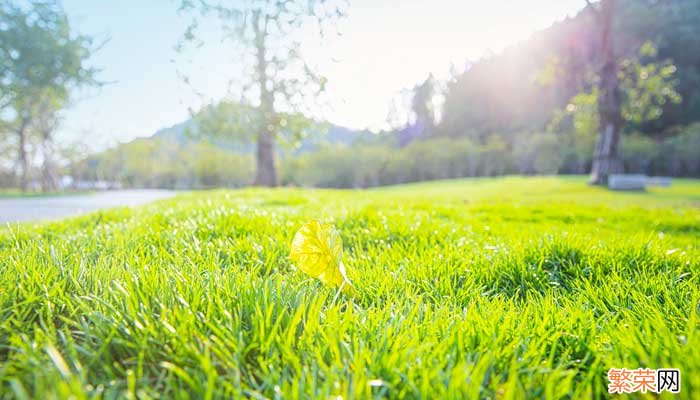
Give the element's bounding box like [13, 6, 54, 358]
[37, 97, 60, 192]
[17, 118, 30, 192]
[589, 0, 623, 185]
[590, 121, 622, 183]
[252, 10, 278, 187]
[254, 129, 277, 186]
[41, 137, 58, 192]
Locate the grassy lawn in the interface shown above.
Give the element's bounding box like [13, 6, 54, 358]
[1, 176, 698, 398]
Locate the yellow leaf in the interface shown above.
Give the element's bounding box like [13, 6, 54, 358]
[290, 220, 354, 293]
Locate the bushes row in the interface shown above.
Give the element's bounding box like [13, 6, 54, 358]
[69, 124, 699, 189]
[71, 139, 254, 189]
[282, 124, 700, 188]
[281, 138, 512, 188]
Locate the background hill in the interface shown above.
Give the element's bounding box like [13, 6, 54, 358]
[150, 118, 379, 154]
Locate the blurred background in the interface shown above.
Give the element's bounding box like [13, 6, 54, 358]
[0, 0, 698, 192]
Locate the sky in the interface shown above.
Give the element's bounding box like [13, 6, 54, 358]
[60, 0, 586, 148]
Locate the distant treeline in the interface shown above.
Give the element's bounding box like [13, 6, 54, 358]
[68, 123, 699, 189]
[435, 0, 700, 139]
[283, 125, 699, 188]
[69, 139, 253, 189]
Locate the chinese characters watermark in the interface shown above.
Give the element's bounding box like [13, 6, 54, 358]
[608, 368, 680, 394]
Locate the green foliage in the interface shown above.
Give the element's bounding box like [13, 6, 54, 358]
[281, 124, 700, 188]
[0, 0, 99, 191]
[282, 138, 513, 188]
[0, 1, 97, 98]
[175, 0, 345, 138]
[72, 139, 254, 188]
[188, 102, 262, 143]
[87, 123, 698, 191]
[78, 120, 700, 191]
[410, 74, 437, 129]
[549, 91, 599, 139]
[176, 0, 347, 185]
[513, 133, 565, 175]
[618, 43, 682, 126]
[649, 0, 700, 127]
[0, 0, 97, 109]
[654, 123, 700, 177]
[281, 144, 391, 188]
[550, 42, 681, 139]
[0, 177, 698, 398]
[621, 133, 657, 173]
[439, 0, 700, 141]
[190, 101, 327, 149]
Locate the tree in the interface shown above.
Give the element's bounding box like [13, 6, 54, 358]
[9, 95, 34, 191]
[562, 0, 684, 185]
[187, 100, 322, 156]
[547, 41, 680, 174]
[586, 0, 622, 185]
[177, 0, 347, 187]
[0, 0, 99, 191]
[411, 74, 437, 134]
[34, 88, 65, 191]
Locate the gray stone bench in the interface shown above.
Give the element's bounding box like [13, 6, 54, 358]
[607, 175, 673, 190]
[647, 176, 672, 187]
[608, 174, 647, 190]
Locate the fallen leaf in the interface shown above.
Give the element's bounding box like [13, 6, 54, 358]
[290, 220, 354, 294]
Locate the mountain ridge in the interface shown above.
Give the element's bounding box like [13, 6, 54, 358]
[149, 117, 380, 154]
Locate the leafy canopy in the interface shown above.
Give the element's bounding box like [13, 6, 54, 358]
[176, 0, 347, 140]
[188, 100, 327, 149]
[548, 42, 681, 137]
[0, 0, 99, 109]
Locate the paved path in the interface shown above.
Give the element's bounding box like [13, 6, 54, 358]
[0, 190, 176, 224]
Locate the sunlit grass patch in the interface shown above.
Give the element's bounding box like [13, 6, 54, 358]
[0, 176, 698, 398]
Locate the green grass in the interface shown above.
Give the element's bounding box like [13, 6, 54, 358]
[1, 176, 698, 399]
